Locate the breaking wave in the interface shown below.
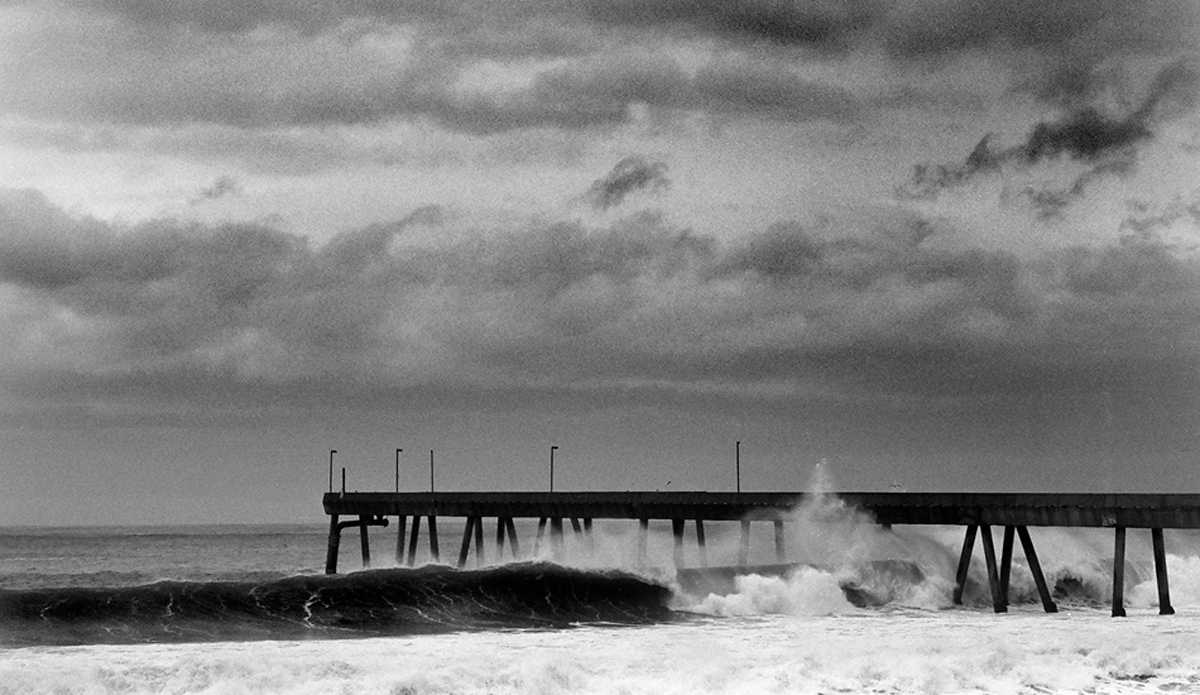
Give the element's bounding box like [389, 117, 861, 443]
[0, 562, 674, 647]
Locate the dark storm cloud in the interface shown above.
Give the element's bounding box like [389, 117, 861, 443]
[898, 61, 1198, 201]
[586, 156, 670, 210]
[4, 13, 860, 137]
[3, 188, 1196, 422]
[898, 109, 1144, 200]
[584, 0, 883, 51]
[693, 59, 862, 122]
[5, 0, 1197, 147]
[883, 0, 1199, 64]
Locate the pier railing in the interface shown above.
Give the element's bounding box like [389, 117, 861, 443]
[322, 491, 1200, 617]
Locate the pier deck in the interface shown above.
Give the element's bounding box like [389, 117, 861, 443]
[323, 491, 1200, 617]
[325, 491, 1200, 528]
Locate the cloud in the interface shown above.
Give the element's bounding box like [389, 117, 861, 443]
[586, 156, 670, 210]
[195, 175, 242, 202]
[2, 188, 1196, 427]
[883, 0, 1199, 64]
[3, 0, 1194, 153]
[584, 0, 884, 52]
[693, 58, 863, 122]
[1119, 191, 1200, 240]
[898, 60, 1198, 203]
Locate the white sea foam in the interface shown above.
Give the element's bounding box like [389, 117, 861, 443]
[4, 609, 1200, 694]
[687, 566, 855, 616]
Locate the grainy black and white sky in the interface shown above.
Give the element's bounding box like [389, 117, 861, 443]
[2, 0, 1198, 525]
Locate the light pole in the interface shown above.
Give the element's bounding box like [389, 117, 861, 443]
[736, 441, 741, 494]
[329, 450, 337, 492]
[395, 449, 402, 492]
[550, 445, 558, 492]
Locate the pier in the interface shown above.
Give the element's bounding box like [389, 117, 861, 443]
[323, 491, 1200, 616]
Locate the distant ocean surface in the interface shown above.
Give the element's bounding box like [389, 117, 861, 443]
[4, 515, 1200, 694]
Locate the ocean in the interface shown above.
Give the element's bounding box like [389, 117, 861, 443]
[3, 512, 1200, 694]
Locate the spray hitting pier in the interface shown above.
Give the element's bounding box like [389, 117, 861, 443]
[323, 491, 1200, 616]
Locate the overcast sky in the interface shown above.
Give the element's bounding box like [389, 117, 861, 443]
[2, 0, 1198, 525]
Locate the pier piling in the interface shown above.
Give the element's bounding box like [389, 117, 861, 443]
[1016, 525, 1057, 613]
[458, 517, 476, 568]
[428, 516, 440, 562]
[1152, 528, 1173, 615]
[1113, 526, 1127, 617]
[672, 519, 685, 568]
[504, 517, 519, 558]
[550, 517, 565, 556]
[407, 515, 422, 565]
[638, 518, 649, 565]
[395, 516, 407, 565]
[999, 525, 1015, 607]
[953, 524, 978, 606]
[359, 515, 372, 568]
[325, 514, 340, 574]
[979, 524, 1006, 613]
[473, 515, 485, 566]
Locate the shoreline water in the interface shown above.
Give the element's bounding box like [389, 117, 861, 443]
[5, 522, 1200, 693]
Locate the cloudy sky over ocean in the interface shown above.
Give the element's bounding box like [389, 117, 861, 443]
[1, 0, 1198, 525]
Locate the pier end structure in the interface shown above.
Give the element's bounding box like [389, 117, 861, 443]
[323, 491, 1200, 616]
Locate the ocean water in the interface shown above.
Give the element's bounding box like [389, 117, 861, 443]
[4, 507, 1200, 694]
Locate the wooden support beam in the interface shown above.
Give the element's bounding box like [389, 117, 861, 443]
[584, 518, 594, 554]
[407, 514, 422, 566]
[325, 513, 341, 574]
[570, 518, 583, 535]
[952, 524, 978, 605]
[672, 518, 686, 568]
[738, 519, 750, 566]
[473, 514, 485, 566]
[505, 517, 520, 559]
[695, 519, 707, 567]
[638, 518, 648, 565]
[458, 516, 475, 568]
[1112, 526, 1127, 617]
[1016, 525, 1057, 613]
[999, 525, 1015, 607]
[774, 520, 785, 563]
[979, 524, 1005, 613]
[395, 515, 408, 566]
[359, 514, 372, 568]
[496, 516, 507, 556]
[1152, 527, 1174, 615]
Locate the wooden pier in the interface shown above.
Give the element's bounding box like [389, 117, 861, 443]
[323, 491, 1200, 616]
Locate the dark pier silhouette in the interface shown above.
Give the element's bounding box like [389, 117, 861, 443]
[324, 491, 1200, 616]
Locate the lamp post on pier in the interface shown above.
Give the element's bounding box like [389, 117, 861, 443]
[395, 449, 402, 492]
[736, 441, 741, 494]
[550, 446, 558, 492]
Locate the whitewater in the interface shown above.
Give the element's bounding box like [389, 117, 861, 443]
[4, 512, 1200, 694]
